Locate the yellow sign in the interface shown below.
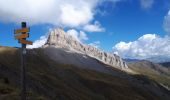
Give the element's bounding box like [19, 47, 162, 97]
[19, 39, 33, 45]
[15, 33, 29, 40]
[15, 28, 29, 34]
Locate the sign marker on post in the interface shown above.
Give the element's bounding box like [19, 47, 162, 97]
[15, 33, 29, 40]
[19, 39, 33, 45]
[14, 27, 30, 34]
[14, 22, 32, 100]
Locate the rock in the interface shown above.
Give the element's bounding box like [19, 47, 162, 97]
[44, 28, 128, 70]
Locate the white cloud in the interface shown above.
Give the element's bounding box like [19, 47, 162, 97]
[83, 21, 105, 32]
[67, 29, 79, 41]
[0, 0, 98, 27]
[27, 35, 47, 48]
[89, 41, 101, 48]
[140, 0, 154, 9]
[0, 0, 124, 33]
[59, 3, 94, 27]
[113, 34, 170, 59]
[79, 31, 88, 41]
[67, 29, 88, 42]
[0, 0, 120, 28]
[164, 10, 170, 35]
[113, 9, 170, 59]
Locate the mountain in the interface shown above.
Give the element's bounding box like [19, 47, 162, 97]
[159, 62, 170, 74]
[146, 56, 170, 63]
[123, 56, 170, 63]
[0, 28, 170, 100]
[159, 62, 170, 68]
[43, 28, 128, 71]
[123, 58, 141, 62]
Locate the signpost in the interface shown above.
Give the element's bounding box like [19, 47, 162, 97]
[15, 33, 29, 40]
[19, 39, 33, 45]
[14, 22, 32, 100]
[15, 27, 30, 34]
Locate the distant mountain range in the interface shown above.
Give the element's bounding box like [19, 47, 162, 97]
[160, 62, 170, 68]
[123, 58, 141, 62]
[146, 56, 170, 63]
[124, 56, 170, 63]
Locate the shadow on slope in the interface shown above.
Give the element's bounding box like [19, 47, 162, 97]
[0, 46, 169, 100]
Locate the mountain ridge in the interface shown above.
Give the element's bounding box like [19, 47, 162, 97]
[43, 28, 128, 70]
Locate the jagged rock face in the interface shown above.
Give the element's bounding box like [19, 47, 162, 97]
[44, 28, 128, 69]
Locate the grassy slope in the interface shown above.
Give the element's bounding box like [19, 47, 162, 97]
[128, 61, 170, 88]
[0, 46, 169, 100]
[160, 62, 170, 73]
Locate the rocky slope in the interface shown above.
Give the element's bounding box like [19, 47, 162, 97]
[43, 28, 128, 70]
[0, 46, 170, 100]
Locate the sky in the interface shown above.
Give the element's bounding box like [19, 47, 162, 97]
[0, 0, 170, 59]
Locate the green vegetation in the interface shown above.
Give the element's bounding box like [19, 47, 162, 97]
[0, 46, 169, 100]
[128, 61, 170, 88]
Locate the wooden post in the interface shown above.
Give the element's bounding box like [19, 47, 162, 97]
[21, 22, 27, 100]
[14, 22, 32, 100]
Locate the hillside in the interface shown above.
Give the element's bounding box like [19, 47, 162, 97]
[128, 61, 170, 89]
[0, 46, 170, 100]
[160, 62, 170, 68]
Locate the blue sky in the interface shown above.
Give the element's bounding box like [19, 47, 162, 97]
[92, 0, 169, 51]
[0, 0, 170, 59]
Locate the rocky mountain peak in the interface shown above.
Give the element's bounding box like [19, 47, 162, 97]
[44, 28, 128, 70]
